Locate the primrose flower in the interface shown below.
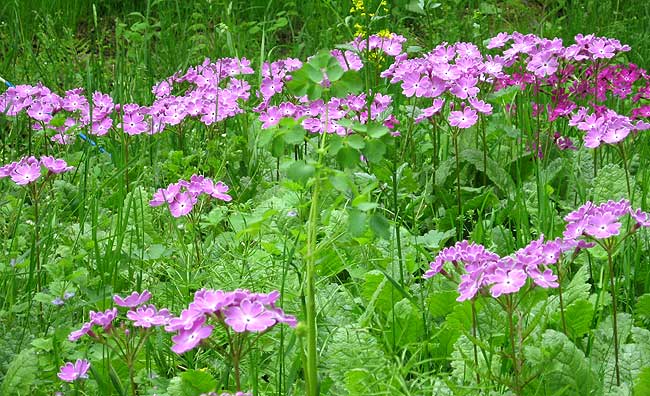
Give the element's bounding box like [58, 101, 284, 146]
[224, 299, 278, 333]
[113, 290, 152, 307]
[448, 107, 478, 129]
[150, 176, 231, 217]
[57, 359, 90, 382]
[165, 289, 295, 354]
[563, 199, 650, 241]
[126, 305, 172, 328]
[425, 235, 577, 301]
[170, 316, 214, 354]
[0, 156, 74, 186]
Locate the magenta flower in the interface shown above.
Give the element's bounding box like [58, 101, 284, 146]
[224, 299, 277, 333]
[211, 181, 232, 202]
[40, 156, 74, 174]
[171, 316, 214, 354]
[448, 107, 478, 129]
[169, 191, 196, 217]
[58, 359, 90, 382]
[89, 308, 118, 329]
[68, 322, 93, 341]
[488, 268, 528, 297]
[113, 290, 152, 308]
[127, 305, 171, 328]
[585, 213, 621, 239]
[10, 161, 41, 185]
[122, 111, 148, 135]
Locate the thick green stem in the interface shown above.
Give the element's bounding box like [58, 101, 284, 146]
[557, 259, 568, 335]
[453, 130, 463, 240]
[305, 130, 327, 396]
[506, 295, 522, 395]
[607, 246, 621, 386]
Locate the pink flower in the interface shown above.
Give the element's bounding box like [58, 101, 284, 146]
[40, 156, 74, 174]
[10, 161, 41, 185]
[127, 305, 171, 328]
[169, 192, 196, 217]
[171, 316, 214, 354]
[488, 269, 527, 297]
[58, 359, 90, 382]
[224, 299, 277, 333]
[448, 107, 478, 129]
[585, 213, 621, 239]
[113, 290, 152, 307]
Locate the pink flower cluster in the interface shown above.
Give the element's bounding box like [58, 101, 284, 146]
[350, 32, 408, 57]
[426, 199, 650, 301]
[149, 175, 232, 217]
[569, 107, 650, 148]
[563, 199, 650, 240]
[121, 57, 254, 135]
[381, 41, 496, 128]
[68, 290, 171, 341]
[258, 92, 396, 135]
[424, 236, 576, 301]
[0, 155, 73, 185]
[165, 289, 296, 354]
[0, 58, 254, 141]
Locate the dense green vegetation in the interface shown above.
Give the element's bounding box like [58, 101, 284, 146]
[2, 1, 650, 395]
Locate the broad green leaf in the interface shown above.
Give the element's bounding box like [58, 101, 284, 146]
[346, 134, 366, 150]
[369, 212, 391, 239]
[1, 349, 37, 396]
[366, 123, 389, 138]
[363, 139, 386, 163]
[460, 149, 515, 194]
[564, 298, 594, 339]
[286, 160, 315, 184]
[337, 146, 360, 168]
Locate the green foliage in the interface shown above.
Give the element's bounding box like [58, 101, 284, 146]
[167, 370, 217, 396]
[1, 349, 37, 396]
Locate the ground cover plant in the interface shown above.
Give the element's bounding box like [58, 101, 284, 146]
[2, 0, 650, 395]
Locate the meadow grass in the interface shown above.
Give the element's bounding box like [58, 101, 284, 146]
[1, 1, 650, 395]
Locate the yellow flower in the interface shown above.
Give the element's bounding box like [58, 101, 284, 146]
[377, 29, 392, 38]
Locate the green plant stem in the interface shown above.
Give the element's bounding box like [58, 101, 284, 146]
[471, 300, 481, 385]
[305, 130, 327, 396]
[506, 295, 522, 396]
[606, 245, 621, 386]
[453, 129, 463, 240]
[557, 259, 568, 335]
[392, 163, 404, 286]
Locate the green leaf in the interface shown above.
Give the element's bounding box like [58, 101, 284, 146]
[366, 123, 389, 138]
[363, 139, 386, 163]
[526, 329, 600, 394]
[346, 134, 366, 150]
[590, 163, 632, 203]
[286, 160, 315, 184]
[361, 270, 396, 313]
[326, 63, 345, 82]
[564, 299, 594, 339]
[460, 149, 515, 194]
[369, 212, 391, 239]
[330, 71, 363, 97]
[337, 146, 360, 168]
[1, 349, 37, 395]
[305, 63, 324, 83]
[635, 294, 650, 325]
[387, 299, 424, 346]
[167, 370, 217, 396]
[415, 229, 456, 250]
[348, 209, 367, 236]
[634, 366, 650, 396]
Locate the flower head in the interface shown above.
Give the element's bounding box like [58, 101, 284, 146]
[57, 359, 90, 382]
